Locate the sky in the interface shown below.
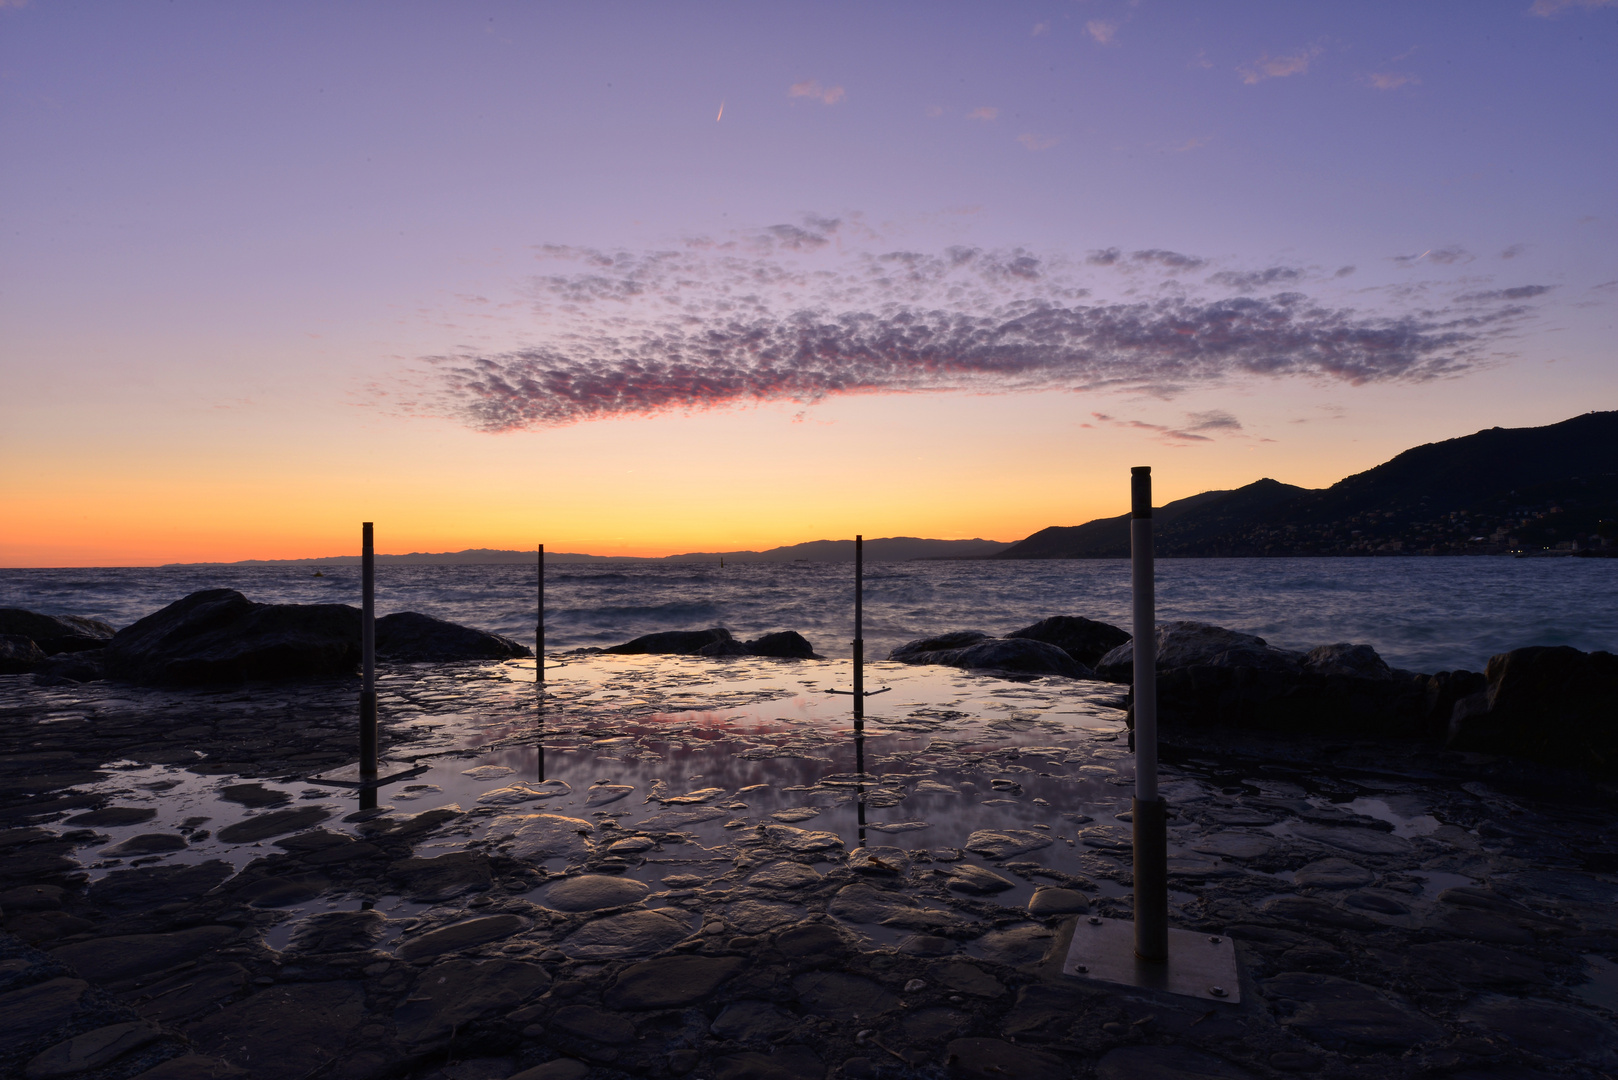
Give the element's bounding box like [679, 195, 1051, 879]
[2, 1, 1615, 565]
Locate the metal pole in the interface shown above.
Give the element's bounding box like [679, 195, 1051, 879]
[543, 544, 550, 689]
[1130, 467, 1167, 962]
[360, 522, 377, 779]
[852, 535, 864, 730]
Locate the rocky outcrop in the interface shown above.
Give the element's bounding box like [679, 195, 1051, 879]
[375, 612, 531, 662]
[605, 627, 822, 660]
[1005, 616, 1130, 668]
[0, 610, 115, 658]
[102, 590, 530, 685]
[0, 634, 48, 674]
[1098, 621, 1429, 737]
[603, 628, 735, 655]
[889, 631, 1091, 679]
[1448, 646, 1618, 773]
[104, 590, 362, 685]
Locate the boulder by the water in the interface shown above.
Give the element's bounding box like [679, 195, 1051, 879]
[889, 632, 1092, 679]
[0, 609, 115, 655]
[102, 589, 529, 685]
[375, 611, 531, 661]
[104, 589, 361, 685]
[33, 649, 106, 686]
[0, 634, 48, 674]
[1006, 615, 1130, 668]
[1094, 621, 1300, 681]
[1448, 645, 1618, 773]
[606, 627, 822, 660]
[604, 628, 735, 655]
[1101, 621, 1428, 737]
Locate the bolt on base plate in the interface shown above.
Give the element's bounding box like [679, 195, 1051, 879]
[305, 760, 428, 789]
[1062, 915, 1242, 1003]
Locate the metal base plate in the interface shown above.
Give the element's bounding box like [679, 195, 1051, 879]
[1062, 916, 1241, 1003]
[305, 760, 428, 789]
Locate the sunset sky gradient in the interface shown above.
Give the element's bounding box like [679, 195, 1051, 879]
[3, 1, 1614, 564]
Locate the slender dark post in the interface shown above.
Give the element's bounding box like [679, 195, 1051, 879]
[853, 535, 864, 730]
[1131, 467, 1167, 962]
[359, 522, 377, 779]
[543, 544, 550, 689]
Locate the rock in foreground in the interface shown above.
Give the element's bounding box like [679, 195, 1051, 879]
[1006, 615, 1130, 668]
[604, 627, 821, 659]
[375, 611, 530, 662]
[889, 631, 1092, 679]
[0, 609, 115, 655]
[103, 590, 529, 685]
[1448, 645, 1618, 774]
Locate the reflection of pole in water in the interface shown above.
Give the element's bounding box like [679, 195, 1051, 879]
[536, 685, 546, 783]
[536, 543, 545, 688]
[359, 786, 378, 813]
[853, 723, 867, 848]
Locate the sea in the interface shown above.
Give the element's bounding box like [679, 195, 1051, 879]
[4, 556, 1615, 675]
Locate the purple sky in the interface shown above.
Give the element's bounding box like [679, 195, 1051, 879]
[3, 1, 1615, 563]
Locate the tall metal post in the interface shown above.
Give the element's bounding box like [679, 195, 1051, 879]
[1131, 467, 1167, 962]
[360, 522, 377, 779]
[852, 535, 864, 730]
[543, 544, 550, 689]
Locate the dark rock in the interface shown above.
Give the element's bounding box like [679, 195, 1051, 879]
[375, 610, 531, 661]
[604, 955, 747, 1010]
[0, 609, 115, 654]
[184, 981, 366, 1079]
[1405, 940, 1548, 987]
[135, 964, 248, 1024]
[973, 924, 1056, 964]
[393, 959, 550, 1047]
[1264, 972, 1443, 1051]
[551, 1003, 636, 1044]
[903, 1007, 970, 1043]
[288, 910, 388, 953]
[1448, 645, 1618, 774]
[1096, 1045, 1256, 1079]
[1459, 996, 1618, 1064]
[711, 1000, 796, 1042]
[792, 971, 898, 1020]
[24, 1020, 163, 1077]
[387, 851, 494, 902]
[945, 1038, 1068, 1080]
[744, 631, 821, 660]
[234, 875, 330, 908]
[890, 633, 1091, 678]
[88, 861, 234, 911]
[774, 921, 853, 960]
[6, 911, 93, 944]
[944, 864, 1016, 895]
[935, 962, 1002, 997]
[964, 829, 1052, 859]
[130, 1056, 248, 1079]
[828, 882, 921, 923]
[560, 909, 694, 959]
[508, 1062, 590, 1080]
[1425, 669, 1488, 736]
[0, 976, 87, 1041]
[1006, 615, 1130, 667]
[218, 783, 291, 807]
[1260, 895, 1380, 931]
[1303, 642, 1391, 679]
[1095, 621, 1291, 680]
[699, 637, 753, 658]
[104, 832, 188, 856]
[32, 649, 106, 684]
[397, 914, 528, 960]
[1028, 886, 1089, 915]
[603, 627, 734, 655]
[541, 874, 650, 912]
[1291, 857, 1374, 889]
[0, 634, 48, 674]
[66, 807, 157, 827]
[52, 925, 239, 984]
[216, 806, 331, 843]
[715, 1048, 823, 1080]
[103, 589, 360, 685]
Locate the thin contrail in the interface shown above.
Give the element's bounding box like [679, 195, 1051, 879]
[717, 100, 725, 122]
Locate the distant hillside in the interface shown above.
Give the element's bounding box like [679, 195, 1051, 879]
[998, 411, 1618, 558]
[182, 536, 1012, 568]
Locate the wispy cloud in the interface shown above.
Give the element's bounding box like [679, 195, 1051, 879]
[1032, 21, 1050, 37]
[1018, 132, 1059, 151]
[788, 80, 845, 105]
[388, 220, 1542, 433]
[1169, 135, 1213, 153]
[967, 106, 1000, 121]
[1500, 243, 1527, 259]
[1087, 20, 1118, 45]
[1208, 266, 1304, 291]
[1239, 45, 1323, 85]
[1529, 0, 1617, 15]
[1394, 246, 1471, 266]
[1364, 71, 1419, 90]
[1090, 410, 1242, 443]
[1455, 285, 1554, 302]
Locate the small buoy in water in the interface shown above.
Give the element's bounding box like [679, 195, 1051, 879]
[312, 571, 324, 578]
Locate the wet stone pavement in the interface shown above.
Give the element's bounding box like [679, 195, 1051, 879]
[2, 654, 1617, 1079]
